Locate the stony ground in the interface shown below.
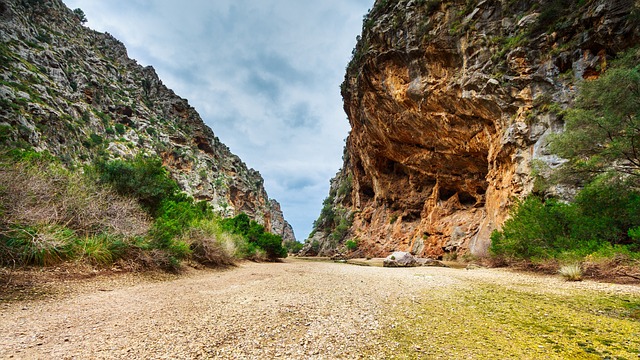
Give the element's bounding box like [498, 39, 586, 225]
[1, 259, 639, 359]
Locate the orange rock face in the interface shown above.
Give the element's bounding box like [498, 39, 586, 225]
[305, 0, 639, 258]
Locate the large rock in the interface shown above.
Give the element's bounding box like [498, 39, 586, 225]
[383, 252, 418, 267]
[0, 0, 295, 242]
[307, 0, 639, 258]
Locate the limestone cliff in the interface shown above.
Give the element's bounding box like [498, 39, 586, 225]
[0, 0, 295, 242]
[306, 0, 639, 257]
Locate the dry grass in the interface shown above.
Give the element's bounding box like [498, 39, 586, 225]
[0, 156, 152, 268]
[0, 160, 150, 238]
[558, 263, 583, 281]
[187, 230, 235, 267]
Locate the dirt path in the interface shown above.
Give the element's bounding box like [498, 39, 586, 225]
[1, 259, 639, 359]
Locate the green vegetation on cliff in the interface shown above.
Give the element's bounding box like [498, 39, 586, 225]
[491, 49, 640, 267]
[0, 150, 287, 270]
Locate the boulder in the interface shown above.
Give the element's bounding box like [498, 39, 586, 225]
[331, 253, 347, 261]
[465, 263, 486, 270]
[383, 252, 418, 267]
[416, 258, 447, 267]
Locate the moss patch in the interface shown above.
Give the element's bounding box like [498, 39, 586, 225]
[379, 284, 640, 359]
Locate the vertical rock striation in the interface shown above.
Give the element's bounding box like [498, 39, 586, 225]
[306, 0, 638, 257]
[0, 0, 295, 242]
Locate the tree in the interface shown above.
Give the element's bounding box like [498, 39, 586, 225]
[73, 8, 87, 24]
[550, 49, 640, 184]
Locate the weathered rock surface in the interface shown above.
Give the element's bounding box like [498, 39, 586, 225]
[0, 0, 294, 241]
[307, 0, 639, 257]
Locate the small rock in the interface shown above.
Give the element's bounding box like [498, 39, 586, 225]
[417, 258, 447, 267]
[465, 263, 485, 270]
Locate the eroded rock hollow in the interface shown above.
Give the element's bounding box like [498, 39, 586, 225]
[305, 0, 639, 258]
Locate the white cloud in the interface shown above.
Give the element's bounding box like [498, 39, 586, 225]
[63, 0, 371, 239]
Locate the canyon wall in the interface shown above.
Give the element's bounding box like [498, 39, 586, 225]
[0, 0, 295, 242]
[305, 0, 638, 257]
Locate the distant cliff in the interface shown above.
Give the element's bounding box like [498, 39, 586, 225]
[0, 0, 295, 242]
[305, 0, 639, 257]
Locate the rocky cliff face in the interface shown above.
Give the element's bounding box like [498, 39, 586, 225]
[0, 0, 295, 242]
[306, 0, 639, 257]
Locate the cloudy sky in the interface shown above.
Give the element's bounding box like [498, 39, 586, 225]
[62, 0, 372, 241]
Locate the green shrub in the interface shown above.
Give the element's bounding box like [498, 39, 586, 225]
[586, 243, 640, 261]
[150, 198, 209, 246]
[256, 232, 288, 259]
[0, 150, 251, 270]
[1, 225, 74, 266]
[221, 213, 287, 260]
[284, 240, 304, 254]
[490, 196, 574, 260]
[114, 123, 125, 135]
[74, 234, 127, 265]
[491, 183, 640, 261]
[221, 213, 251, 234]
[345, 239, 359, 251]
[93, 154, 180, 215]
[572, 175, 640, 246]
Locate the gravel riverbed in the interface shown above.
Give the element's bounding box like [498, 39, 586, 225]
[1, 259, 638, 359]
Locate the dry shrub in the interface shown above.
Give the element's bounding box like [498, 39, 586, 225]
[0, 160, 150, 237]
[583, 255, 640, 283]
[251, 248, 269, 262]
[217, 232, 238, 258]
[117, 247, 175, 271]
[186, 228, 235, 267]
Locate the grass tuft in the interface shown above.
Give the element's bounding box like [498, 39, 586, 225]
[559, 263, 583, 281]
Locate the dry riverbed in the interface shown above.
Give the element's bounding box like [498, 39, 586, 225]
[1, 259, 639, 359]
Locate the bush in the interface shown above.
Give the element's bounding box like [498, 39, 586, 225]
[74, 234, 127, 265]
[256, 232, 288, 259]
[1, 225, 73, 266]
[185, 219, 236, 266]
[0, 150, 281, 269]
[93, 154, 180, 215]
[345, 239, 359, 251]
[114, 123, 125, 135]
[221, 214, 287, 260]
[284, 240, 304, 254]
[572, 175, 640, 246]
[491, 183, 640, 261]
[0, 151, 153, 268]
[490, 196, 573, 259]
[0, 150, 150, 239]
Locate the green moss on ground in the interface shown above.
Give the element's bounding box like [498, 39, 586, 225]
[380, 284, 640, 359]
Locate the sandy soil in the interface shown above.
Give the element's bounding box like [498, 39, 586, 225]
[1, 259, 638, 359]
